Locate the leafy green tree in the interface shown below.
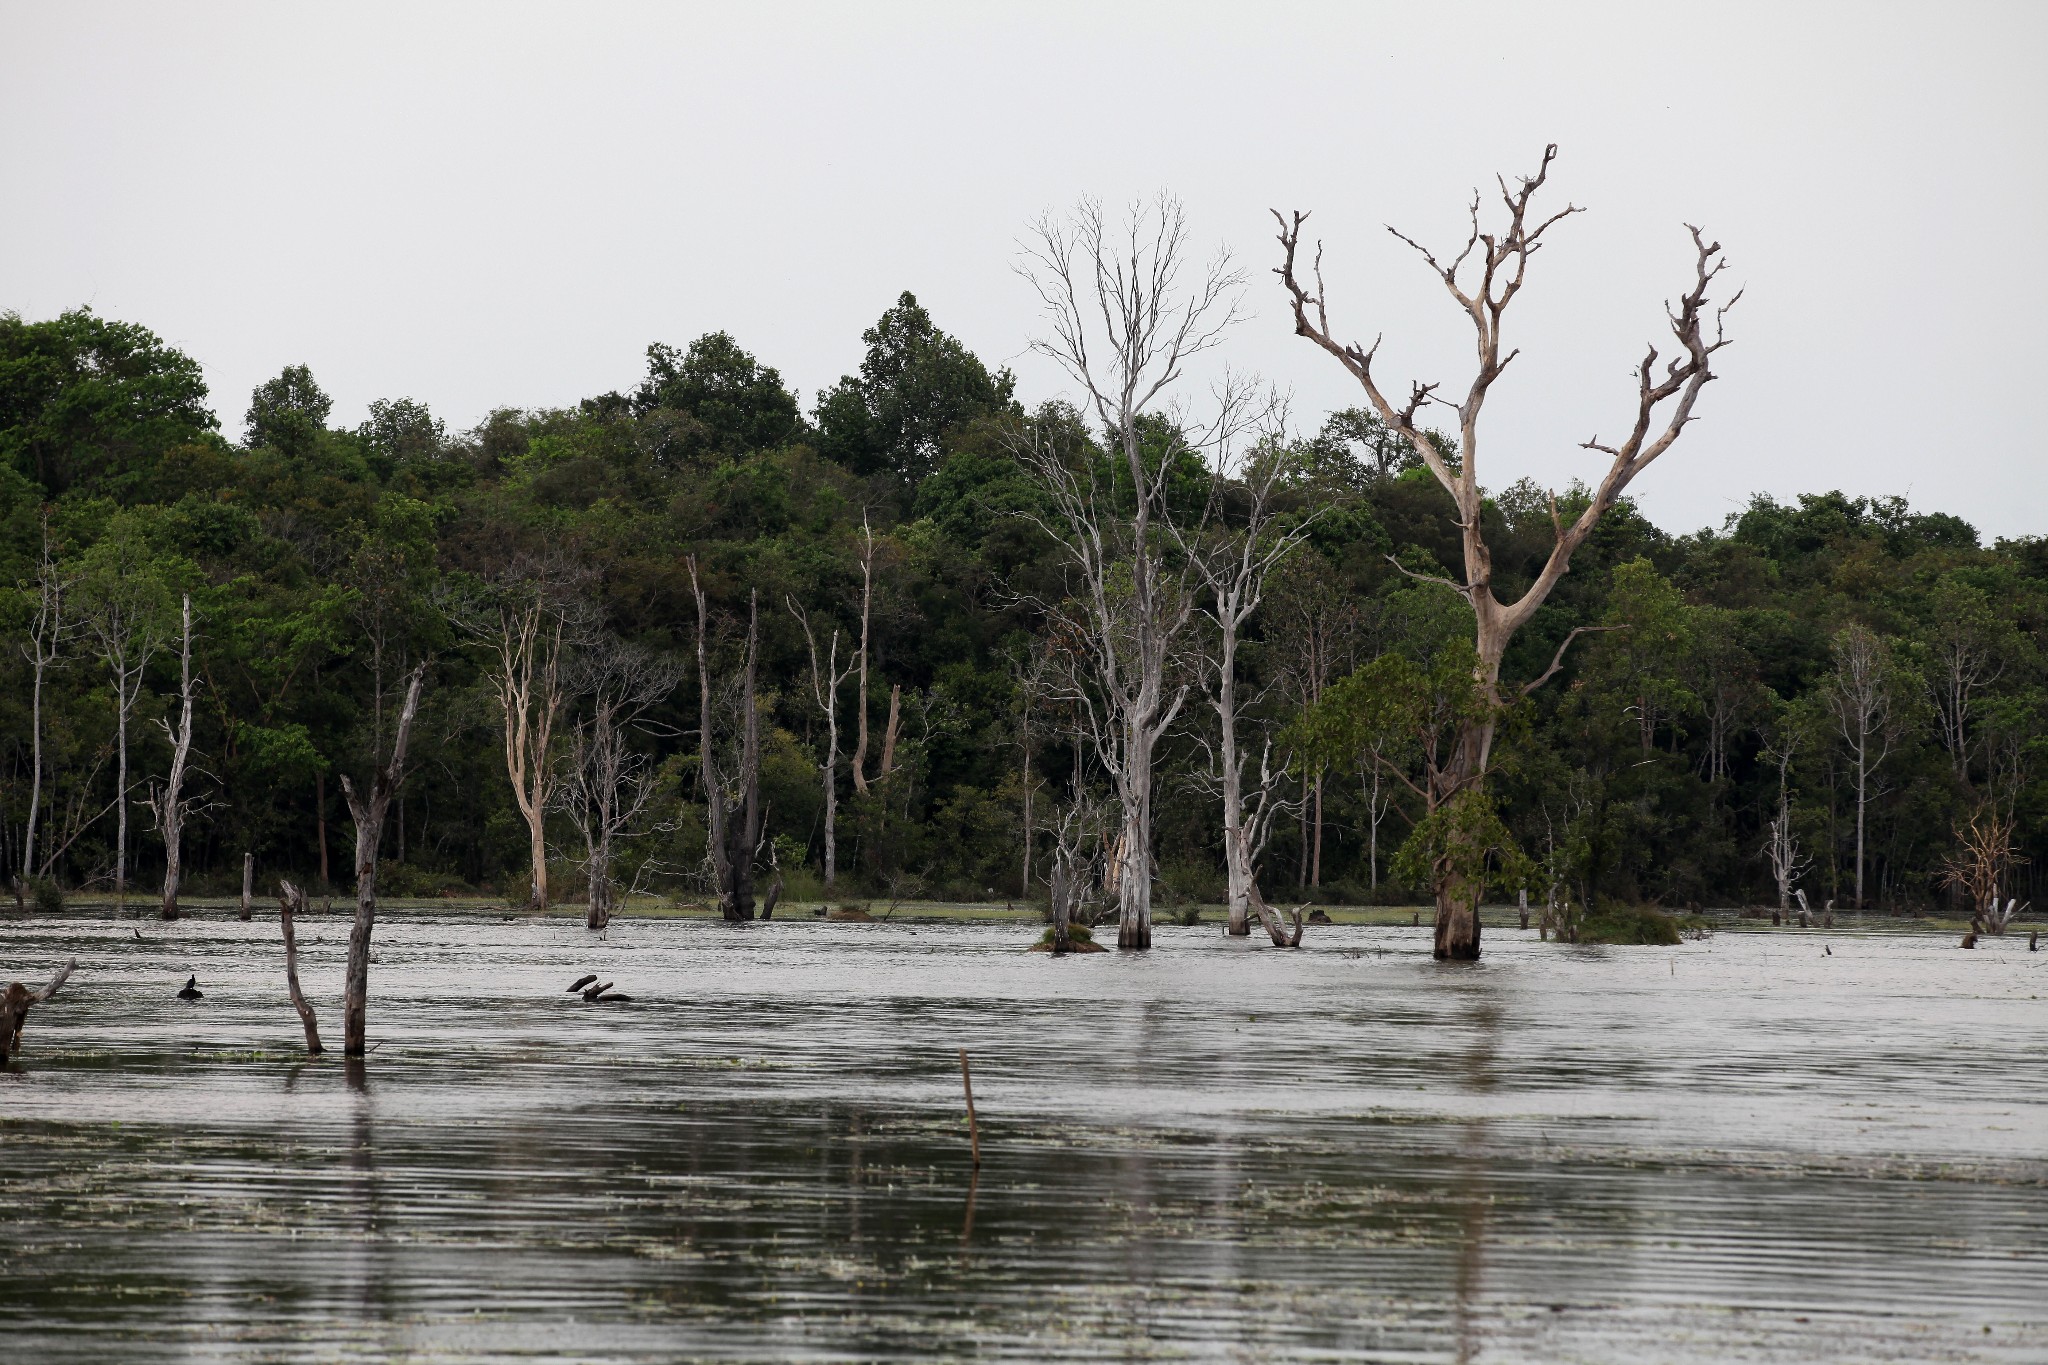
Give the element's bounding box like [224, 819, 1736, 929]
[244, 364, 333, 456]
[813, 291, 1015, 485]
[633, 332, 802, 462]
[0, 309, 215, 495]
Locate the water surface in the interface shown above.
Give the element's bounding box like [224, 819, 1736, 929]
[3, 915, 2043, 1361]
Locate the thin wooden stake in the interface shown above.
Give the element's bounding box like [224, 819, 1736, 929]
[241, 852, 253, 921]
[958, 1048, 981, 1168]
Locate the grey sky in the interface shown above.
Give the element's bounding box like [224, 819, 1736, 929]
[4, 2, 2043, 537]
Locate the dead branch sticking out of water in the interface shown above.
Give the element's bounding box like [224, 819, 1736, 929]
[277, 880, 323, 1056]
[1247, 882, 1303, 947]
[1, 957, 75, 1061]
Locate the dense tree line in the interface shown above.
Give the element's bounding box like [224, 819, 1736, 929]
[2, 293, 2043, 924]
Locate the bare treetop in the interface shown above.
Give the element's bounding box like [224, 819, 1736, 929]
[1019, 193, 1248, 444]
[1274, 146, 1740, 647]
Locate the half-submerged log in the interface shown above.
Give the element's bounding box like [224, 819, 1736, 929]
[278, 880, 323, 1056]
[1, 958, 75, 1062]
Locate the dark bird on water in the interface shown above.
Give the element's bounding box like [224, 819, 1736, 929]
[568, 974, 598, 993]
[177, 975, 203, 1000]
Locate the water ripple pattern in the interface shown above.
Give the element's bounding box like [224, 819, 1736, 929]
[2, 915, 2043, 1362]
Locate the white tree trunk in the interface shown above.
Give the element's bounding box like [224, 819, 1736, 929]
[157, 595, 196, 921]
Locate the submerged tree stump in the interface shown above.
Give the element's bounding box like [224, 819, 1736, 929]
[1, 958, 75, 1062]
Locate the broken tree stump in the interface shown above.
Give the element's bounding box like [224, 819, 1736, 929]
[1, 958, 75, 1062]
[277, 880, 324, 1056]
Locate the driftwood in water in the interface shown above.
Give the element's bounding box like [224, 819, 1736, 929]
[1, 957, 75, 1061]
[277, 880, 323, 1055]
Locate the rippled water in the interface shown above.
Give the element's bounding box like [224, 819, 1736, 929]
[2, 913, 2043, 1362]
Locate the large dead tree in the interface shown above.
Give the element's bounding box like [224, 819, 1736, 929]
[1015, 193, 1249, 949]
[336, 665, 425, 1057]
[1275, 145, 1736, 959]
[17, 518, 77, 905]
[557, 637, 680, 929]
[80, 548, 168, 912]
[690, 559, 764, 921]
[151, 594, 199, 921]
[466, 561, 587, 913]
[1825, 624, 1903, 909]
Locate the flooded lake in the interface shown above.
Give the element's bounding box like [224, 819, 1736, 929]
[2, 914, 2043, 1362]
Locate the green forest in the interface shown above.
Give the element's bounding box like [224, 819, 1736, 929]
[2, 294, 2042, 922]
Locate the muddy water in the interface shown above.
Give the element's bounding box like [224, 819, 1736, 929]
[1, 915, 2043, 1362]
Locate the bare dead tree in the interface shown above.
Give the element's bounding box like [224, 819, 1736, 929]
[850, 513, 876, 794]
[789, 599, 856, 892]
[459, 558, 590, 913]
[1006, 642, 1058, 896]
[334, 664, 424, 1057]
[689, 558, 764, 921]
[1944, 806, 2026, 935]
[1923, 584, 2008, 786]
[276, 879, 323, 1055]
[1182, 432, 1317, 935]
[556, 637, 681, 929]
[1825, 624, 1904, 909]
[1274, 145, 1737, 958]
[17, 516, 79, 903]
[0, 958, 74, 1062]
[150, 594, 199, 921]
[1014, 193, 1250, 949]
[1761, 728, 1809, 913]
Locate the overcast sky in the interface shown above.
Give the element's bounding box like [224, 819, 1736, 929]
[3, 2, 2043, 537]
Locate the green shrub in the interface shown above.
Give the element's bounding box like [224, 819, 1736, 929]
[32, 879, 64, 913]
[1036, 922, 1094, 945]
[1578, 904, 1681, 946]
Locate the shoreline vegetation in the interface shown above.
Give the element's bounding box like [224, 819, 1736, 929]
[5, 895, 2018, 937]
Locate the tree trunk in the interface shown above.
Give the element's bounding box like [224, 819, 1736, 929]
[338, 668, 426, 1058]
[158, 595, 196, 922]
[878, 685, 901, 781]
[316, 771, 329, 887]
[114, 699, 129, 907]
[25, 652, 44, 890]
[241, 852, 253, 921]
[1433, 871, 1483, 960]
[1311, 775, 1324, 888]
[1854, 743, 1868, 910]
[277, 880, 323, 1055]
[1115, 738, 1153, 950]
[1051, 860, 1072, 955]
[1019, 748, 1032, 899]
[585, 834, 610, 930]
